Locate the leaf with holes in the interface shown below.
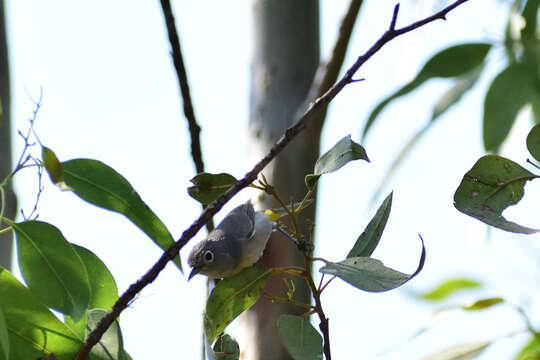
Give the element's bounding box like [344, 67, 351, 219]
[454, 155, 539, 234]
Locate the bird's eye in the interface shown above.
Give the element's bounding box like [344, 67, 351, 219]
[204, 250, 214, 263]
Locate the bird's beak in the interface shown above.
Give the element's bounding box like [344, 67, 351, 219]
[188, 267, 201, 281]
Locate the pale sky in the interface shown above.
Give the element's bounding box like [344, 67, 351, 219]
[6, 0, 540, 359]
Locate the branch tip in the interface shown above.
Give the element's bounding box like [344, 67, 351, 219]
[390, 3, 400, 30]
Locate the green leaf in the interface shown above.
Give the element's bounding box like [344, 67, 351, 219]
[188, 173, 238, 205]
[13, 221, 90, 321]
[483, 63, 536, 152]
[65, 245, 119, 338]
[87, 309, 125, 360]
[305, 135, 369, 189]
[204, 265, 270, 344]
[62, 159, 181, 272]
[210, 334, 240, 360]
[461, 297, 504, 311]
[320, 235, 425, 293]
[423, 341, 491, 360]
[453, 155, 539, 234]
[347, 192, 392, 258]
[520, 0, 540, 66]
[0, 267, 82, 359]
[363, 43, 492, 139]
[42, 146, 64, 185]
[431, 66, 484, 122]
[515, 335, 540, 360]
[527, 123, 540, 162]
[367, 67, 485, 205]
[420, 278, 482, 301]
[73, 245, 119, 310]
[0, 306, 8, 360]
[278, 315, 323, 360]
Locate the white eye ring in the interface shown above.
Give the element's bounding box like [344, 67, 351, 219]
[204, 250, 214, 263]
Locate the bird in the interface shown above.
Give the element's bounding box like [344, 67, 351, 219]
[187, 200, 272, 280]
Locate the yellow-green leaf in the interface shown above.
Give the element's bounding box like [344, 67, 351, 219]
[420, 278, 482, 301]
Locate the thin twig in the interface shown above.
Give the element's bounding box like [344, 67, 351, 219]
[263, 290, 315, 310]
[76, 2, 470, 357]
[389, 4, 400, 31]
[159, 0, 204, 175]
[11, 92, 42, 180]
[319, 276, 337, 294]
[510, 304, 539, 337]
[158, 0, 214, 235]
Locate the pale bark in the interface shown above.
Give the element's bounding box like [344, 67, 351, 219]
[241, 1, 320, 359]
[0, 0, 14, 270]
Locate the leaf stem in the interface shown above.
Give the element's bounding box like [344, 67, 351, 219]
[483, 174, 540, 202]
[263, 291, 315, 310]
[526, 158, 540, 171]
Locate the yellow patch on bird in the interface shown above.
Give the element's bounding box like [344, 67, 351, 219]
[263, 209, 283, 222]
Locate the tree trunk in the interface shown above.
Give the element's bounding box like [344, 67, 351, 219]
[241, 1, 320, 359]
[0, 0, 14, 270]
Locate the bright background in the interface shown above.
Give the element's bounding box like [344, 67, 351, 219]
[5, 0, 540, 358]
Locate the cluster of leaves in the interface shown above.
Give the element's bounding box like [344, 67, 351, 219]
[359, 1, 540, 358]
[189, 135, 425, 360]
[0, 127, 429, 360]
[0, 141, 183, 358]
[363, 0, 540, 199]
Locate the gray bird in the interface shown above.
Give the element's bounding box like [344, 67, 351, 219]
[187, 200, 272, 280]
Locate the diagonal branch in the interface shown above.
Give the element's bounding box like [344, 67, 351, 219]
[303, 0, 364, 140]
[318, 0, 364, 98]
[76, 1, 471, 357]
